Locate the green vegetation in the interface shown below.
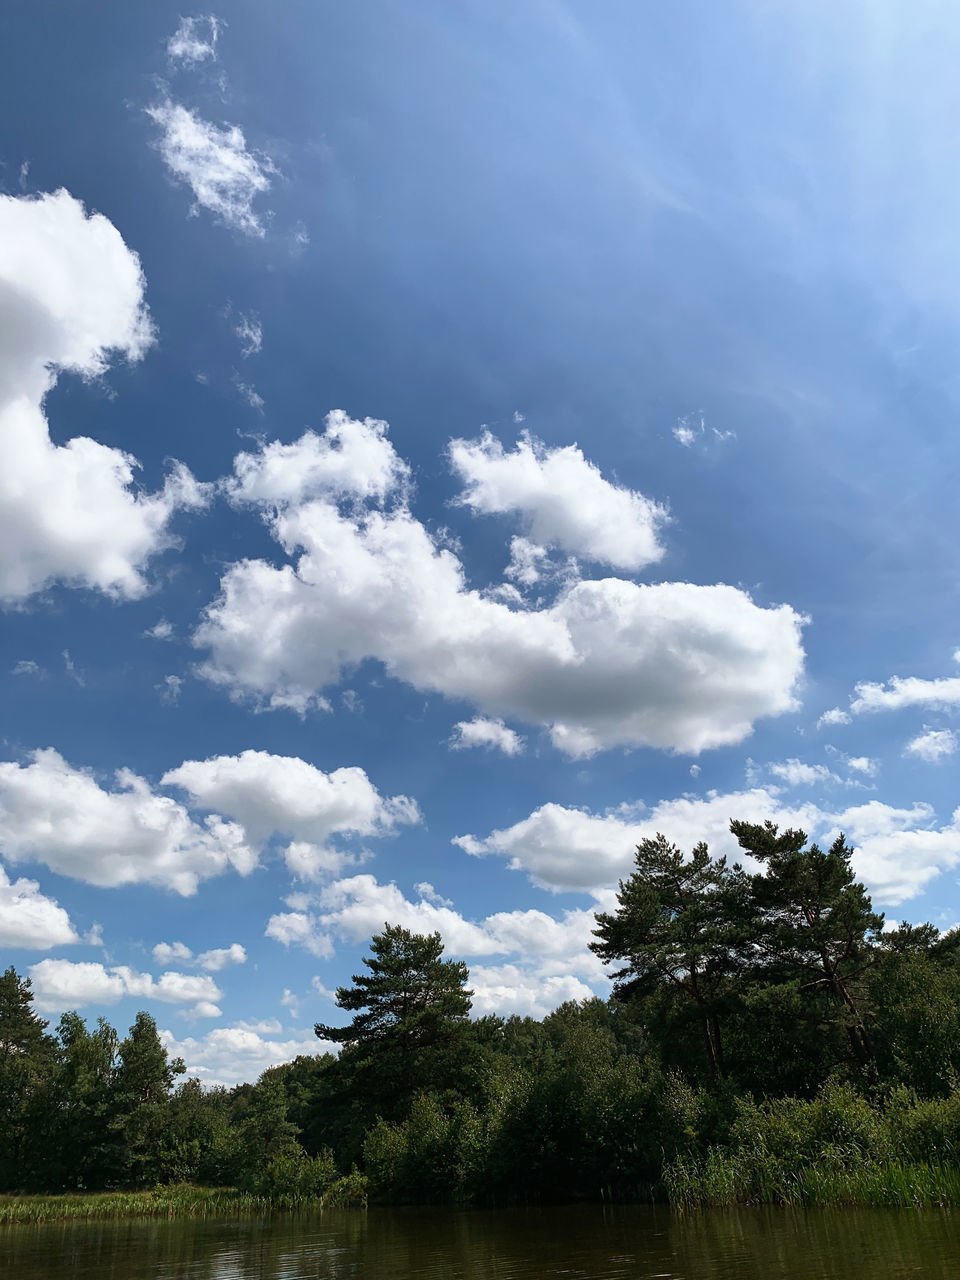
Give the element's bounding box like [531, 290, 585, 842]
[6, 820, 960, 1215]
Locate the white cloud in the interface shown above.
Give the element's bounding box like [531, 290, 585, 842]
[234, 312, 262, 357]
[905, 728, 958, 764]
[457, 787, 960, 907]
[266, 875, 608, 1023]
[160, 1024, 335, 1088]
[225, 411, 409, 508]
[0, 865, 78, 948]
[468, 965, 597, 1018]
[167, 15, 222, 65]
[504, 536, 550, 586]
[146, 101, 275, 237]
[672, 412, 703, 447]
[850, 675, 960, 715]
[414, 882, 453, 908]
[0, 190, 207, 602]
[153, 941, 193, 965]
[449, 430, 668, 571]
[767, 759, 838, 787]
[818, 707, 852, 727]
[266, 874, 604, 980]
[152, 940, 245, 971]
[0, 749, 255, 895]
[280, 988, 300, 1015]
[28, 959, 222, 1016]
[196, 422, 806, 756]
[449, 717, 525, 756]
[144, 619, 175, 641]
[197, 943, 246, 971]
[265, 911, 334, 959]
[11, 660, 43, 678]
[233, 376, 264, 412]
[762, 754, 876, 788]
[844, 755, 879, 776]
[158, 674, 183, 703]
[162, 749, 419, 879]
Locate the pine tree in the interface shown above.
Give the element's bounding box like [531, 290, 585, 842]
[591, 836, 750, 1085]
[314, 924, 473, 1134]
[0, 967, 55, 1190]
[730, 820, 884, 1077]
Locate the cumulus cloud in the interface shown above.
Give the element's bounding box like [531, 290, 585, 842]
[197, 942, 247, 971]
[767, 759, 839, 787]
[0, 749, 255, 895]
[225, 411, 409, 507]
[818, 707, 852, 727]
[167, 15, 222, 65]
[0, 866, 78, 948]
[905, 728, 958, 764]
[0, 190, 206, 602]
[153, 941, 193, 965]
[265, 874, 604, 979]
[146, 101, 275, 236]
[449, 717, 525, 756]
[850, 675, 960, 715]
[449, 430, 668, 572]
[160, 1024, 336, 1088]
[144, 619, 174, 641]
[152, 940, 246, 971]
[758, 754, 876, 788]
[266, 874, 607, 1023]
[196, 419, 806, 755]
[468, 965, 597, 1018]
[457, 787, 960, 906]
[28, 959, 222, 1016]
[824, 660, 960, 724]
[162, 749, 419, 880]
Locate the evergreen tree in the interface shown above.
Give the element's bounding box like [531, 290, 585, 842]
[591, 836, 750, 1084]
[731, 821, 884, 1078]
[313, 925, 473, 1148]
[47, 1012, 118, 1189]
[0, 967, 55, 1191]
[112, 1011, 184, 1184]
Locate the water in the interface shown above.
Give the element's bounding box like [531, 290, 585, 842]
[2, 1204, 958, 1279]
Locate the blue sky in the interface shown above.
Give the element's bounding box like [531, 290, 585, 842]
[2, 0, 960, 1084]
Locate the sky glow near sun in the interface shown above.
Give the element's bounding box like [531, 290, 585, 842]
[1, 1, 960, 1085]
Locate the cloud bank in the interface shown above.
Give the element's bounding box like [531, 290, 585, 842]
[196, 414, 806, 755]
[0, 190, 206, 602]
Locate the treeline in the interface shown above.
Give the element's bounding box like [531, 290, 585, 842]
[5, 820, 960, 1206]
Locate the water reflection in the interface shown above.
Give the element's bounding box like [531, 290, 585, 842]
[2, 1203, 959, 1279]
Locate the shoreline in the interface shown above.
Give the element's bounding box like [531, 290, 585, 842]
[0, 1181, 368, 1226]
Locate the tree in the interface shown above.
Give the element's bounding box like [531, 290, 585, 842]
[314, 925, 473, 1142]
[0, 967, 55, 1190]
[47, 1012, 119, 1189]
[590, 836, 750, 1085]
[112, 1011, 185, 1184]
[730, 820, 884, 1078]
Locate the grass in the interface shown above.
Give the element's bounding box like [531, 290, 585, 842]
[664, 1151, 960, 1209]
[0, 1176, 368, 1225]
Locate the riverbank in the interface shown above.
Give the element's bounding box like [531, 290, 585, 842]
[0, 1176, 368, 1225]
[665, 1155, 960, 1209]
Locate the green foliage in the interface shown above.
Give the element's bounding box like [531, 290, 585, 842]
[7, 817, 960, 1215]
[364, 1092, 482, 1204]
[0, 966, 55, 1191]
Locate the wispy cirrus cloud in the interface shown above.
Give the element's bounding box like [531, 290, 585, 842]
[146, 101, 275, 237]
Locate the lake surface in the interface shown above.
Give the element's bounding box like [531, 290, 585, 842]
[2, 1203, 959, 1279]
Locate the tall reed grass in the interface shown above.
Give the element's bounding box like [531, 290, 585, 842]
[665, 1152, 960, 1209]
[0, 1176, 368, 1225]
